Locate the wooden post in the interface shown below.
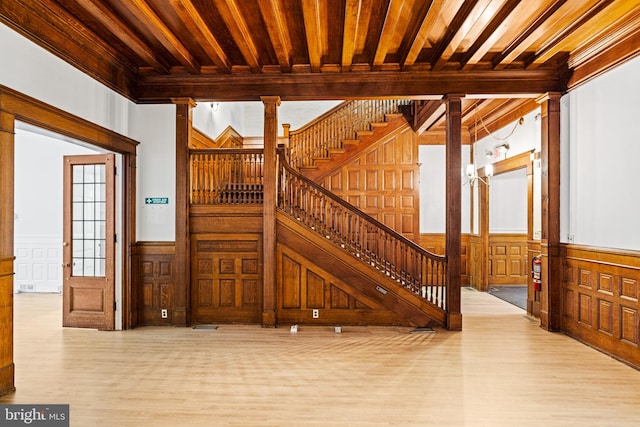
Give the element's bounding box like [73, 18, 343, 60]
[0, 104, 16, 395]
[262, 96, 281, 327]
[173, 98, 196, 326]
[537, 93, 562, 331]
[445, 94, 463, 331]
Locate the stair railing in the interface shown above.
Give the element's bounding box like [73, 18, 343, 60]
[190, 149, 264, 204]
[287, 99, 411, 170]
[277, 147, 448, 311]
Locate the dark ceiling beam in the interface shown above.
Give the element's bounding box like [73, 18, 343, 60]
[460, 0, 522, 71]
[214, 0, 262, 73]
[135, 69, 563, 102]
[257, 0, 292, 73]
[398, 0, 439, 70]
[301, 0, 323, 72]
[429, 0, 479, 70]
[172, 0, 232, 73]
[341, 0, 362, 70]
[121, 0, 200, 73]
[492, 0, 567, 70]
[372, 0, 406, 70]
[412, 100, 444, 134]
[75, 0, 171, 74]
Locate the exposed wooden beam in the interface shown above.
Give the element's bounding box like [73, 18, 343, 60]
[172, 0, 232, 73]
[341, 0, 362, 70]
[398, 0, 439, 70]
[213, 0, 262, 73]
[429, 0, 479, 69]
[136, 68, 562, 102]
[433, 0, 497, 71]
[121, 0, 200, 73]
[75, 0, 171, 74]
[413, 99, 444, 133]
[492, 0, 567, 70]
[526, 0, 633, 70]
[372, 0, 406, 70]
[302, 0, 323, 72]
[257, 0, 293, 73]
[460, 0, 522, 70]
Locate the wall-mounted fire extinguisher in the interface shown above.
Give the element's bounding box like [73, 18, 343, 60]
[531, 255, 542, 291]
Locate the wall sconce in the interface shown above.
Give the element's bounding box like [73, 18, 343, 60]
[466, 163, 493, 186]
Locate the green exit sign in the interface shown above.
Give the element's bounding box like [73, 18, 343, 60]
[145, 197, 169, 204]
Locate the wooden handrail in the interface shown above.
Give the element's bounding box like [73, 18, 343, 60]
[286, 99, 411, 169]
[277, 147, 448, 310]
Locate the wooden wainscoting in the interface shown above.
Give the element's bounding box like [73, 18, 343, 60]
[132, 242, 175, 326]
[563, 244, 640, 367]
[190, 206, 264, 325]
[0, 257, 15, 396]
[489, 234, 528, 285]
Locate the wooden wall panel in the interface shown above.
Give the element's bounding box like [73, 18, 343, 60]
[276, 245, 406, 325]
[132, 242, 176, 326]
[0, 257, 15, 396]
[191, 234, 262, 324]
[420, 233, 470, 286]
[323, 126, 419, 242]
[563, 244, 640, 368]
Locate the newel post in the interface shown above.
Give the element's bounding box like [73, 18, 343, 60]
[445, 94, 464, 331]
[262, 96, 281, 327]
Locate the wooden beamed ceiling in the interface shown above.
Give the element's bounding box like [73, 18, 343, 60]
[2, 0, 640, 128]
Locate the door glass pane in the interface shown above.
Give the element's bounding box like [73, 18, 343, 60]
[71, 164, 107, 277]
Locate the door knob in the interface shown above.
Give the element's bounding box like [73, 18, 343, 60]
[62, 263, 70, 268]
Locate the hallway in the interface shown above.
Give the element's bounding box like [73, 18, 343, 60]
[2, 288, 639, 426]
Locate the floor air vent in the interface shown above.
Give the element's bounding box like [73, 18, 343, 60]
[192, 325, 219, 330]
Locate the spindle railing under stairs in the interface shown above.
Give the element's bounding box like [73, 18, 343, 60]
[287, 99, 411, 170]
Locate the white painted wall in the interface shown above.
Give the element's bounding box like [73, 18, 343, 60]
[489, 168, 528, 233]
[419, 145, 471, 234]
[562, 55, 640, 251]
[13, 126, 98, 293]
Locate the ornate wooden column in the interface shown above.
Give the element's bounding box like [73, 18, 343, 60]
[445, 94, 463, 330]
[173, 98, 196, 326]
[537, 93, 562, 331]
[261, 96, 281, 327]
[0, 102, 16, 395]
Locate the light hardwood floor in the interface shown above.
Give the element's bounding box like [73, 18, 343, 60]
[2, 288, 639, 426]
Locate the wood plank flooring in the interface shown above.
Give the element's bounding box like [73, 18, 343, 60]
[2, 288, 640, 426]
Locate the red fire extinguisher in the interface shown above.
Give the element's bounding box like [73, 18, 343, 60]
[531, 255, 542, 291]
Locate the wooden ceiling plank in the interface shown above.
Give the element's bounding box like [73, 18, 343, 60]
[172, 0, 232, 73]
[301, 0, 323, 72]
[460, 0, 522, 70]
[213, 0, 262, 73]
[429, 0, 480, 69]
[257, 0, 292, 73]
[120, 0, 200, 73]
[526, 0, 636, 70]
[75, 0, 171, 74]
[341, 0, 362, 70]
[432, 0, 501, 70]
[372, 0, 406, 69]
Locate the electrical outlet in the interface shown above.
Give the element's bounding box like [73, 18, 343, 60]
[161, 309, 168, 319]
[312, 309, 319, 319]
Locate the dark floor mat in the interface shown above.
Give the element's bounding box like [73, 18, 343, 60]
[488, 286, 527, 310]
